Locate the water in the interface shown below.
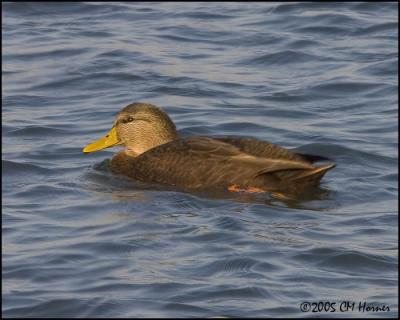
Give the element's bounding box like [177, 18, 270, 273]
[2, 2, 398, 318]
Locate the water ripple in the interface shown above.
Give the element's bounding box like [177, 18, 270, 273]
[239, 50, 331, 66]
[3, 1, 398, 318]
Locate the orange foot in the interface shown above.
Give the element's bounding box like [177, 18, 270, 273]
[228, 184, 265, 193]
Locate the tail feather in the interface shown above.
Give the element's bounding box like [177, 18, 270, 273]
[289, 163, 336, 184]
[268, 163, 336, 190]
[250, 161, 336, 193]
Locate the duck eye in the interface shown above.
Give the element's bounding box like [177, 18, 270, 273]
[127, 117, 134, 123]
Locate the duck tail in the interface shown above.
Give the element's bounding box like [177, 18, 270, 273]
[289, 163, 336, 185]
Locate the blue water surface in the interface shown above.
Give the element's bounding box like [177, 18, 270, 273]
[2, 2, 398, 318]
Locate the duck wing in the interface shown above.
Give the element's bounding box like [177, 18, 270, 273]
[214, 137, 335, 190]
[214, 136, 330, 163]
[126, 137, 316, 189]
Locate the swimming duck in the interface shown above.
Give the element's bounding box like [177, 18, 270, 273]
[83, 102, 335, 194]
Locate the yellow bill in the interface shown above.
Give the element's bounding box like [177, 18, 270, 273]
[83, 126, 120, 153]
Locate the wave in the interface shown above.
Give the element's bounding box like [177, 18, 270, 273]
[239, 50, 331, 67]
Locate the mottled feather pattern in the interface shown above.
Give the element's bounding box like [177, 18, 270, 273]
[215, 137, 309, 162]
[110, 136, 334, 193]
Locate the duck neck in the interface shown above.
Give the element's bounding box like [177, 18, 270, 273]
[126, 131, 178, 156]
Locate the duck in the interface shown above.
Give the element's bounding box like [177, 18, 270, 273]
[83, 102, 335, 194]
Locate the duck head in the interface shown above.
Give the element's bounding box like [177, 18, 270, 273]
[83, 102, 178, 155]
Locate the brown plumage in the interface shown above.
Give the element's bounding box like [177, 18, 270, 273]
[83, 102, 335, 194]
